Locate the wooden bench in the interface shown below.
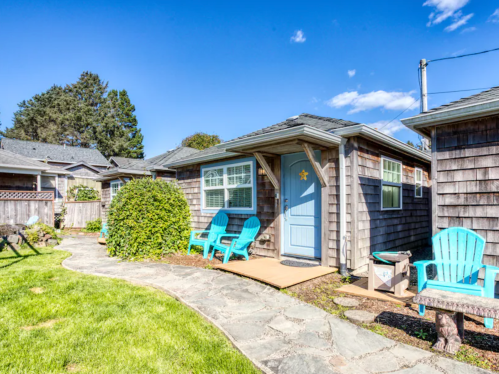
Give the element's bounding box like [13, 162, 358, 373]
[413, 288, 499, 354]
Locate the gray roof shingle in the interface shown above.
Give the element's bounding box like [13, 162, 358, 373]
[106, 147, 199, 173]
[423, 86, 499, 115]
[1, 138, 110, 166]
[168, 113, 360, 165]
[0, 148, 66, 173]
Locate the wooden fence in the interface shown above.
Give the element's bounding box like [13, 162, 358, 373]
[0, 190, 55, 226]
[64, 200, 101, 228]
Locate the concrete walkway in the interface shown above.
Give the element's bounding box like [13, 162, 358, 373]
[59, 237, 491, 374]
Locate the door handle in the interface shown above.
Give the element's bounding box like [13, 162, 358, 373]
[284, 205, 289, 221]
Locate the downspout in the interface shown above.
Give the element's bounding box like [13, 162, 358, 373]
[339, 138, 348, 276]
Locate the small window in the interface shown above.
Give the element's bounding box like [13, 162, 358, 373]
[415, 168, 423, 198]
[381, 157, 403, 210]
[111, 181, 124, 200]
[201, 159, 255, 213]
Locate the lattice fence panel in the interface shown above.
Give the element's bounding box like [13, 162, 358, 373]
[0, 191, 54, 200]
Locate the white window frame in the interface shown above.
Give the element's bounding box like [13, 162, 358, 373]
[110, 180, 124, 200]
[41, 173, 60, 202]
[201, 160, 254, 212]
[380, 156, 403, 211]
[415, 167, 423, 198]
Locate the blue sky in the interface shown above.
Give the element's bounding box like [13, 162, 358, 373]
[1, 0, 498, 157]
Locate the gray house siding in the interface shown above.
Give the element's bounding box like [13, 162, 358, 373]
[433, 116, 499, 269]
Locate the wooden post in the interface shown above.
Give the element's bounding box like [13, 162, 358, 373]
[36, 175, 41, 191]
[321, 150, 330, 267]
[350, 138, 359, 269]
[302, 143, 328, 187]
[273, 157, 281, 259]
[431, 127, 438, 236]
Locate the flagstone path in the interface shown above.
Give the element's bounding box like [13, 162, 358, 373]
[59, 237, 491, 374]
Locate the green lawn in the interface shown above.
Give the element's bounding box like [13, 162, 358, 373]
[0, 247, 259, 374]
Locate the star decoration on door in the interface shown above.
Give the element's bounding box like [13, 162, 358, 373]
[299, 169, 308, 180]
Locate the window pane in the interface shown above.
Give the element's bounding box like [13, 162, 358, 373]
[204, 168, 223, 187]
[416, 185, 422, 197]
[205, 189, 225, 208]
[227, 164, 251, 186]
[228, 188, 252, 208]
[383, 185, 401, 208]
[383, 159, 401, 183]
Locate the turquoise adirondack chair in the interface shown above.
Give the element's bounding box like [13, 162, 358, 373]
[210, 216, 260, 264]
[99, 223, 108, 239]
[188, 212, 229, 258]
[26, 216, 39, 226]
[415, 227, 499, 329]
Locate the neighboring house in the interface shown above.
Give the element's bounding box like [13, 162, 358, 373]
[0, 138, 110, 196]
[165, 113, 431, 273]
[0, 148, 70, 212]
[97, 146, 199, 221]
[402, 86, 499, 290]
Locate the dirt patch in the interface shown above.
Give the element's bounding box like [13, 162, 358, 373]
[29, 287, 45, 294]
[66, 363, 81, 372]
[21, 319, 61, 331]
[286, 274, 499, 372]
[155, 251, 258, 269]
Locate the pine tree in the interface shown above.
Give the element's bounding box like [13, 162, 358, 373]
[181, 133, 221, 150]
[1, 72, 144, 158]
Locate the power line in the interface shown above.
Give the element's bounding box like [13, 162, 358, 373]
[427, 47, 499, 64]
[378, 98, 420, 131]
[428, 87, 494, 95]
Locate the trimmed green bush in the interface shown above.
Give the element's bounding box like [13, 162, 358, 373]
[107, 178, 191, 259]
[68, 184, 100, 201]
[83, 217, 102, 232]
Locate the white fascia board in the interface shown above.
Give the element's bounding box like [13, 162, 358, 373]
[0, 166, 42, 175]
[35, 159, 111, 168]
[401, 100, 499, 129]
[96, 168, 152, 181]
[333, 124, 431, 163]
[221, 125, 343, 150]
[0, 163, 47, 171]
[164, 151, 239, 168]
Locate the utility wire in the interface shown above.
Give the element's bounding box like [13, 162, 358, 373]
[427, 47, 499, 64]
[378, 98, 421, 131]
[428, 87, 494, 95]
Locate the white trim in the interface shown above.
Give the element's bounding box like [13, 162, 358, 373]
[62, 161, 103, 173]
[221, 125, 343, 150]
[34, 159, 110, 168]
[339, 139, 347, 274]
[415, 167, 423, 198]
[380, 156, 403, 211]
[401, 99, 499, 129]
[0, 167, 42, 175]
[201, 160, 254, 212]
[332, 125, 431, 162]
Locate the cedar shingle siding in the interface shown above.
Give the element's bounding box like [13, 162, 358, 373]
[435, 116, 499, 267]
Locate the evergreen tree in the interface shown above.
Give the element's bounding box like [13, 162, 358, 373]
[1, 72, 144, 158]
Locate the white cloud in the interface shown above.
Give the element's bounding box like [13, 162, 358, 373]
[367, 120, 405, 137]
[489, 9, 499, 23]
[347, 69, 356, 78]
[424, 0, 469, 26]
[290, 30, 306, 43]
[460, 26, 476, 33]
[326, 90, 417, 114]
[444, 12, 473, 31]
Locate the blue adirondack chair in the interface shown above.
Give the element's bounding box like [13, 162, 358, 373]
[99, 223, 108, 239]
[188, 212, 229, 258]
[415, 227, 499, 329]
[26, 216, 39, 226]
[210, 216, 260, 264]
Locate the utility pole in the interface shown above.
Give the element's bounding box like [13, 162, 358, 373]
[420, 59, 428, 112]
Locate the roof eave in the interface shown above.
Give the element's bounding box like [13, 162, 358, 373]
[165, 151, 239, 168]
[401, 100, 499, 131]
[332, 124, 431, 163]
[222, 125, 343, 151]
[96, 168, 152, 181]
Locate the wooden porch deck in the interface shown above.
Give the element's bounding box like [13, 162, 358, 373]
[213, 258, 337, 288]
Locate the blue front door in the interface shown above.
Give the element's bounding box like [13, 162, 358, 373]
[282, 152, 321, 258]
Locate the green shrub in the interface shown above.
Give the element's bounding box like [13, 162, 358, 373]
[68, 184, 100, 201]
[83, 217, 102, 232]
[25, 222, 60, 245]
[107, 178, 191, 259]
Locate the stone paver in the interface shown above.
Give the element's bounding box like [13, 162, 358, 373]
[333, 296, 359, 308]
[59, 236, 492, 374]
[344, 309, 377, 324]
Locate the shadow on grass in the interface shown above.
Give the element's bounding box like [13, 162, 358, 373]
[0, 234, 44, 269]
[375, 310, 499, 353]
